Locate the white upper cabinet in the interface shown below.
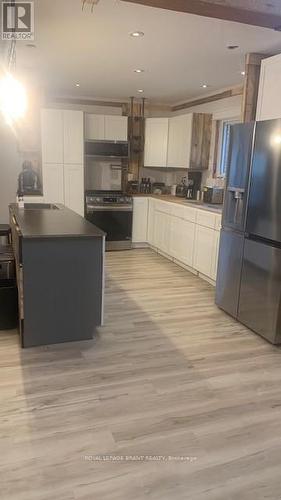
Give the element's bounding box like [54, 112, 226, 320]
[41, 108, 84, 216]
[63, 110, 84, 164]
[41, 109, 63, 164]
[144, 118, 169, 167]
[85, 114, 105, 140]
[42, 163, 64, 204]
[104, 116, 128, 141]
[256, 54, 281, 121]
[144, 113, 211, 169]
[85, 114, 128, 141]
[167, 114, 193, 168]
[64, 164, 84, 216]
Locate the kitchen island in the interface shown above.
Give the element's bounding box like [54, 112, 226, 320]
[9, 203, 105, 348]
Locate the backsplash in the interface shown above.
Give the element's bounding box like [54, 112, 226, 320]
[140, 167, 188, 186]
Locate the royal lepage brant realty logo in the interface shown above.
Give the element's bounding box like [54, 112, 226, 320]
[2, 1, 34, 40]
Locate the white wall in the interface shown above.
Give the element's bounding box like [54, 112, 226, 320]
[0, 122, 21, 223]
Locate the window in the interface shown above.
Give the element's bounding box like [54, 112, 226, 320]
[217, 119, 239, 177]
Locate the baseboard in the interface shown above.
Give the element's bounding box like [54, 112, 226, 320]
[132, 242, 149, 248]
[198, 272, 216, 287]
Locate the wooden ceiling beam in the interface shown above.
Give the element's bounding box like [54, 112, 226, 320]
[122, 0, 281, 30]
[172, 86, 243, 112]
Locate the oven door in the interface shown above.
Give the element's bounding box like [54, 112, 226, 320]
[86, 205, 132, 250]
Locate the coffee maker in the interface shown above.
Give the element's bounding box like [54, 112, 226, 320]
[186, 172, 202, 200]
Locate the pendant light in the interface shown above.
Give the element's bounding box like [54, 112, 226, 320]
[0, 40, 27, 125]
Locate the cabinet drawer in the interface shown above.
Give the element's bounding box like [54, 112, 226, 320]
[170, 203, 185, 219]
[196, 210, 217, 229]
[183, 206, 197, 223]
[154, 200, 171, 215]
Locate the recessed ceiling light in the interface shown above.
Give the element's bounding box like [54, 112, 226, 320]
[241, 71, 246, 76]
[75, 83, 80, 87]
[130, 31, 144, 38]
[227, 45, 239, 50]
[138, 89, 144, 93]
[201, 84, 208, 88]
[134, 68, 144, 73]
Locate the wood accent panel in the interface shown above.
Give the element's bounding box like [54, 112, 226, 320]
[212, 119, 221, 177]
[190, 113, 212, 170]
[172, 86, 243, 112]
[122, 0, 281, 30]
[241, 53, 265, 123]
[2, 248, 281, 498]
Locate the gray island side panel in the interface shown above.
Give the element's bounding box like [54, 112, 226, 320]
[9, 205, 105, 348]
[22, 237, 104, 347]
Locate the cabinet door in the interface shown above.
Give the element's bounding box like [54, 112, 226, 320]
[167, 114, 192, 168]
[64, 164, 84, 216]
[193, 225, 216, 278]
[63, 110, 84, 164]
[41, 109, 63, 164]
[104, 116, 128, 141]
[211, 230, 220, 281]
[147, 199, 156, 245]
[154, 211, 171, 254]
[132, 197, 148, 243]
[43, 163, 64, 204]
[85, 114, 105, 140]
[170, 217, 195, 267]
[256, 55, 281, 121]
[144, 118, 169, 167]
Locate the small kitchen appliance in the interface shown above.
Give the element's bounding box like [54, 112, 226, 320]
[203, 187, 224, 204]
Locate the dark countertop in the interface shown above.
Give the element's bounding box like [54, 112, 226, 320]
[9, 203, 105, 239]
[133, 194, 223, 214]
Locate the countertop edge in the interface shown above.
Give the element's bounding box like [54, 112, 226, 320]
[132, 195, 223, 214]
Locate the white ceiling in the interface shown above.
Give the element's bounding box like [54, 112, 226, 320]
[12, 0, 281, 104]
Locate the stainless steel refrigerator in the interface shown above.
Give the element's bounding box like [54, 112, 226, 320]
[216, 118, 281, 344]
[216, 122, 255, 319]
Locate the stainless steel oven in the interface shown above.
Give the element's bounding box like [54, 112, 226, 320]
[85, 191, 133, 250]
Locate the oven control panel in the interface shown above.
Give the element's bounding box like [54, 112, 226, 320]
[86, 194, 132, 206]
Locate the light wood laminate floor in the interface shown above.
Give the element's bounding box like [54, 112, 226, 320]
[1, 248, 281, 500]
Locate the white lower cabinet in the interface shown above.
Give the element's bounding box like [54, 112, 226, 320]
[64, 164, 84, 216]
[154, 210, 171, 254]
[211, 230, 220, 281]
[132, 198, 148, 243]
[133, 197, 221, 283]
[170, 217, 195, 267]
[138, 197, 221, 284]
[193, 225, 217, 278]
[147, 199, 156, 246]
[42, 163, 64, 204]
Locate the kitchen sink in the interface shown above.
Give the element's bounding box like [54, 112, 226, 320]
[23, 203, 60, 210]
